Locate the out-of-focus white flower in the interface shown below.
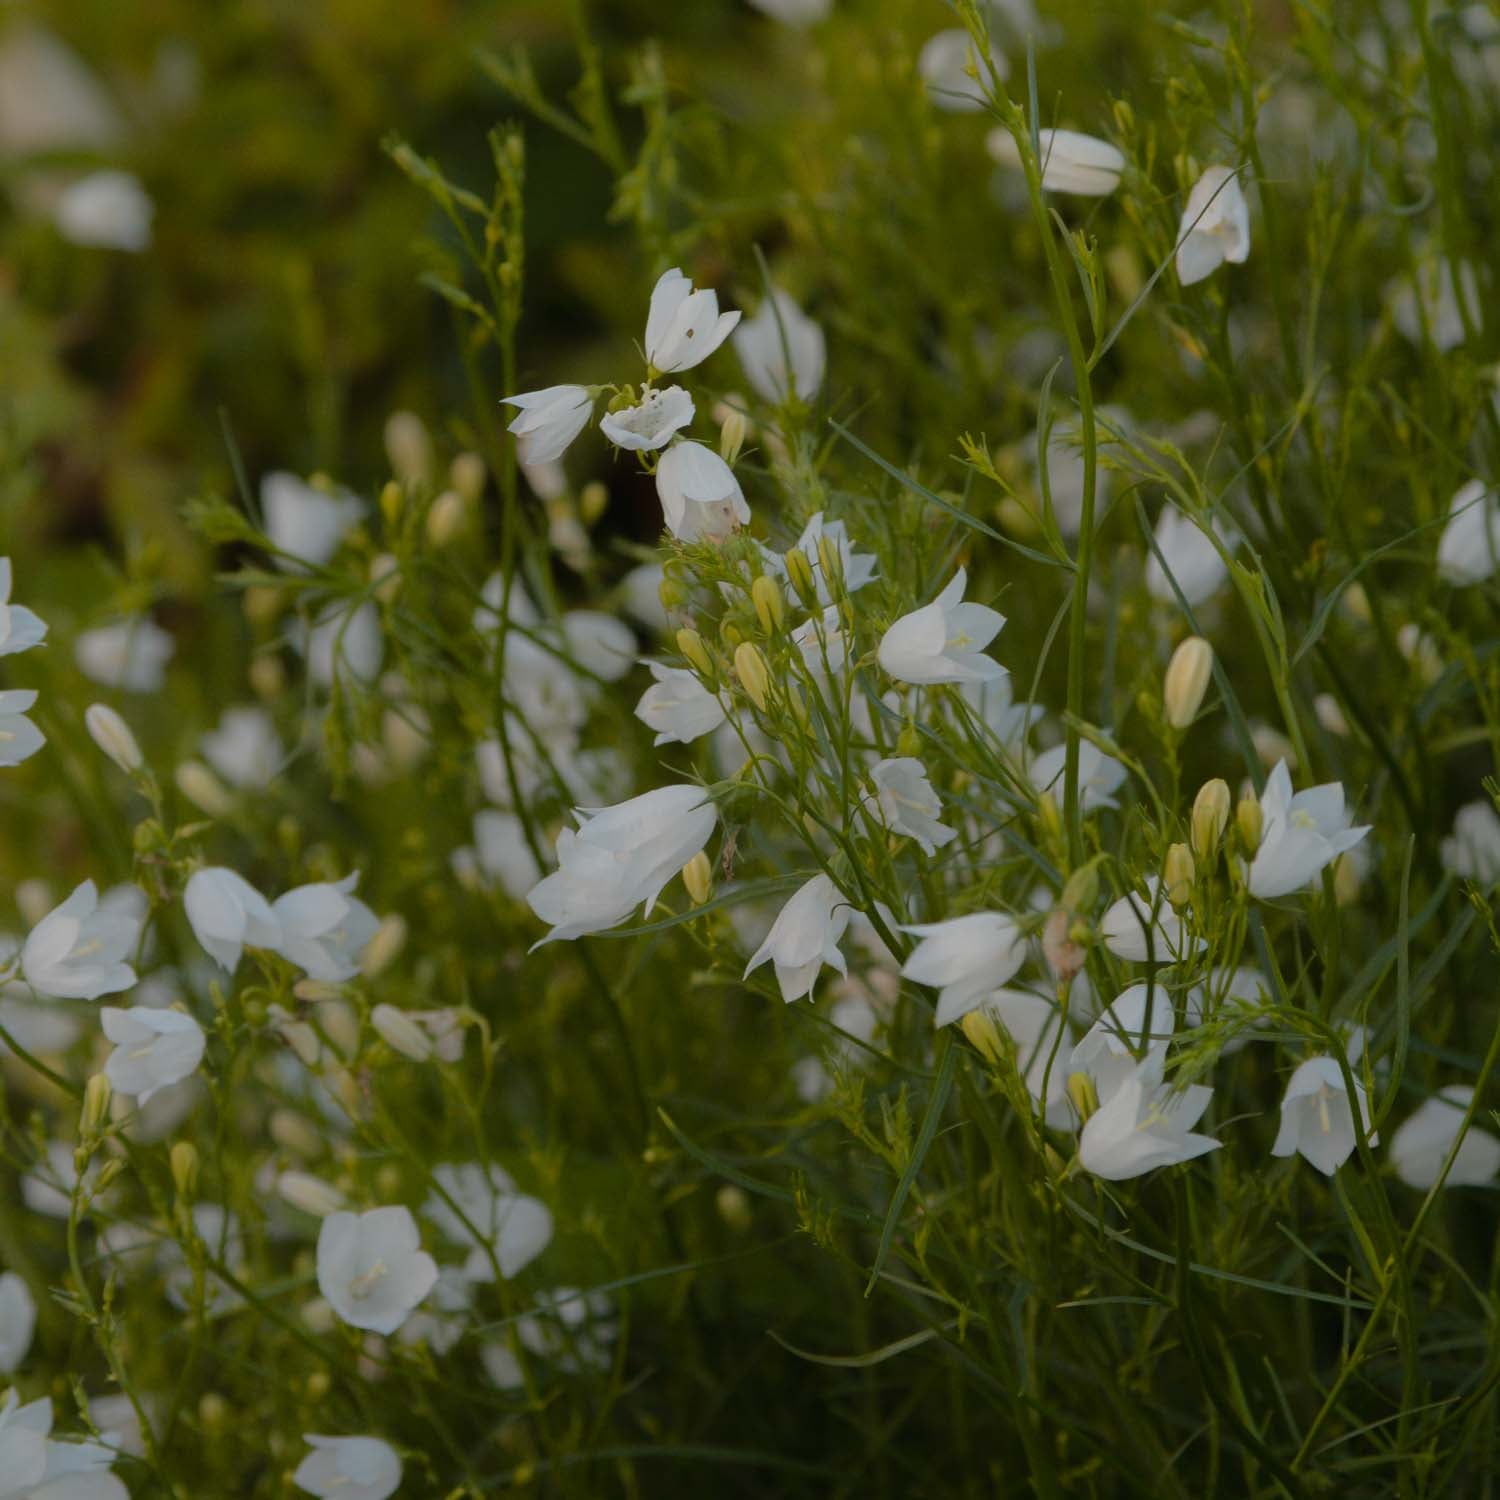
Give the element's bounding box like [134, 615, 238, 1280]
[900, 912, 1026, 1027]
[861, 757, 956, 856]
[272, 875, 379, 983]
[277, 1171, 349, 1219]
[619, 562, 670, 634]
[1027, 741, 1127, 812]
[1390, 258, 1480, 351]
[200, 705, 282, 788]
[1070, 982, 1199, 1104]
[1175, 166, 1250, 285]
[791, 604, 850, 674]
[960, 675, 1040, 752]
[502, 385, 594, 466]
[1441, 800, 1500, 884]
[1436, 480, 1500, 586]
[744, 0, 831, 22]
[645, 268, 740, 374]
[560, 611, 637, 683]
[1078, 1047, 1219, 1180]
[184, 867, 280, 972]
[1099, 878, 1203, 964]
[21, 881, 139, 1000]
[1271, 1054, 1377, 1175]
[303, 601, 383, 688]
[0, 559, 48, 659]
[744, 873, 851, 1003]
[101, 1007, 204, 1103]
[472, 810, 544, 900]
[0, 1388, 128, 1500]
[75, 618, 174, 693]
[878, 568, 1005, 686]
[317, 1206, 438, 1335]
[425, 1162, 553, 1279]
[0, 26, 124, 157]
[262, 472, 363, 572]
[634, 661, 726, 745]
[918, 29, 1007, 112]
[986, 127, 1125, 195]
[0, 691, 45, 768]
[0, 1272, 36, 1374]
[764, 512, 876, 605]
[1145, 507, 1237, 606]
[655, 441, 750, 542]
[161, 1204, 245, 1315]
[1026, 409, 1126, 537]
[732, 288, 826, 403]
[481, 1286, 618, 1386]
[599, 386, 694, 452]
[21, 1142, 105, 1220]
[1246, 760, 1370, 900]
[1389, 1085, 1500, 1190]
[293, 1434, 402, 1500]
[54, 169, 153, 252]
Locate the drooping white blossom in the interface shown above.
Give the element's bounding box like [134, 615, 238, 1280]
[560, 611, 637, 682]
[1435, 481, 1500, 586]
[292, 1435, 402, 1500]
[1389, 1085, 1500, 1190]
[744, 873, 851, 1003]
[184, 867, 281, 973]
[1271, 1054, 1377, 1176]
[21, 881, 139, 1000]
[472, 810, 545, 900]
[0, 560, 48, 659]
[1145, 507, 1237, 606]
[200, 705, 282, 789]
[100, 1006, 205, 1104]
[0, 1272, 35, 1374]
[732, 288, 826, 403]
[262, 471, 364, 572]
[502, 385, 595, 466]
[644, 268, 740, 374]
[1027, 741, 1127, 812]
[1440, 800, 1500, 884]
[0, 691, 44, 768]
[861, 757, 956, 856]
[74, 618, 174, 693]
[1098, 879, 1203, 964]
[655, 441, 750, 542]
[900, 912, 1026, 1027]
[918, 29, 1007, 112]
[986, 127, 1125, 195]
[634, 661, 726, 745]
[316, 1206, 438, 1335]
[1246, 760, 1371, 900]
[878, 568, 1005, 686]
[271, 874, 379, 983]
[1078, 1047, 1220, 1180]
[0, 1389, 128, 1500]
[1175, 166, 1251, 286]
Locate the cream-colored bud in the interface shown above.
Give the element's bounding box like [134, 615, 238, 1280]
[315, 999, 360, 1059]
[371, 1003, 434, 1063]
[1164, 635, 1214, 729]
[175, 760, 234, 818]
[1313, 693, 1348, 737]
[1037, 791, 1063, 845]
[719, 408, 748, 466]
[198, 1393, 230, 1433]
[1236, 788, 1264, 852]
[84, 704, 142, 774]
[1066, 1072, 1099, 1123]
[1191, 778, 1231, 863]
[277, 1171, 347, 1218]
[960, 1007, 1006, 1066]
[249, 654, 286, 701]
[384, 410, 432, 485]
[15, 879, 53, 927]
[734, 641, 771, 712]
[369, 553, 401, 605]
[81, 1072, 113, 1138]
[242, 585, 284, 630]
[379, 479, 403, 528]
[1060, 861, 1099, 914]
[751, 574, 785, 634]
[449, 451, 486, 504]
[382, 706, 429, 772]
[278, 1017, 323, 1069]
[676, 627, 715, 680]
[579, 480, 609, 526]
[269, 1109, 322, 1158]
[1042, 908, 1086, 983]
[305, 1371, 331, 1402]
[682, 851, 713, 906]
[425, 490, 468, 547]
[715, 1183, 753, 1233]
[170, 1141, 199, 1201]
[1340, 581, 1372, 626]
[1164, 843, 1195, 910]
[360, 913, 408, 978]
[1334, 851, 1361, 906]
[292, 979, 343, 1004]
[1251, 723, 1297, 769]
[784, 548, 819, 611]
[301, 1298, 336, 1334]
[815, 535, 846, 599]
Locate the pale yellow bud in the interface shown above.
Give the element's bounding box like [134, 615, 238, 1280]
[960, 1007, 1006, 1066]
[84, 704, 142, 774]
[249, 654, 286, 701]
[751, 574, 785, 633]
[14, 879, 52, 927]
[242, 585, 284, 630]
[371, 1003, 434, 1063]
[1066, 1072, 1099, 1123]
[1334, 851, 1361, 906]
[175, 760, 234, 818]
[675, 627, 715, 681]
[449, 451, 487, 504]
[719, 407, 748, 466]
[1164, 842, 1195, 910]
[1164, 635, 1214, 729]
[81, 1072, 113, 1138]
[305, 1371, 331, 1402]
[1341, 581, 1372, 626]
[360, 913, 408, 978]
[269, 1109, 322, 1158]
[384, 410, 432, 486]
[1313, 693, 1349, 737]
[276, 1171, 347, 1218]
[579, 480, 609, 526]
[682, 851, 713, 906]
[1060, 861, 1099, 914]
[1037, 791, 1063, 845]
[784, 548, 819, 611]
[301, 1298, 336, 1334]
[425, 489, 468, 547]
[815, 535, 846, 599]
[170, 1141, 199, 1201]
[315, 999, 360, 1059]
[734, 641, 771, 711]
[369, 553, 401, 605]
[1236, 788, 1264, 852]
[715, 1183, 753, 1233]
[379, 479, 403, 528]
[198, 1393, 231, 1433]
[1191, 778, 1231, 864]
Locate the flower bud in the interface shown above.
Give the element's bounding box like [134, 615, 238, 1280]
[1164, 635, 1213, 729]
[676, 627, 715, 681]
[171, 1141, 199, 1202]
[1060, 861, 1099, 914]
[450, 451, 487, 504]
[360, 913, 408, 978]
[81, 1072, 113, 1138]
[269, 1109, 322, 1158]
[735, 642, 771, 711]
[379, 479, 403, 528]
[384, 410, 432, 486]
[1042, 908, 1086, 984]
[715, 1183, 753, 1234]
[426, 489, 468, 547]
[658, 567, 690, 612]
[276, 1170, 347, 1218]
[371, 1003, 434, 1063]
[1236, 787, 1263, 852]
[15, 879, 52, 927]
[1164, 842, 1195, 910]
[784, 548, 820, 611]
[85, 704, 143, 774]
[579, 480, 609, 526]
[1037, 791, 1063, 845]
[1066, 1072, 1099, 1123]
[249, 654, 286, 701]
[198, 1393, 231, 1433]
[242, 585, 284, 630]
[751, 574, 785, 633]
[896, 724, 921, 758]
[960, 1008, 1006, 1066]
[815, 535, 846, 599]
[316, 999, 360, 1059]
[719, 408, 748, 466]
[1334, 851, 1361, 906]
[369, 553, 401, 606]
[682, 851, 713, 906]
[175, 759, 234, 818]
[1191, 778, 1230, 864]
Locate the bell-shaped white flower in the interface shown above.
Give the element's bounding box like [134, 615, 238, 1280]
[1246, 760, 1371, 900]
[272, 874, 379, 983]
[560, 611, 637, 682]
[200, 705, 282, 789]
[644, 268, 740, 374]
[1098, 878, 1202, 963]
[0, 1389, 128, 1500]
[74, 617, 174, 693]
[1271, 1054, 1377, 1175]
[1079, 1047, 1220, 1181]
[655, 441, 750, 542]
[861, 757, 956, 856]
[184, 866, 281, 972]
[527, 784, 717, 945]
[1175, 166, 1251, 286]
[1441, 800, 1500, 884]
[986, 127, 1125, 195]
[732, 288, 826, 403]
[0, 560, 47, 659]
[1389, 1085, 1500, 1190]
[1436, 480, 1500, 586]
[744, 873, 851, 1003]
[293, 1435, 402, 1500]
[101, 1006, 205, 1104]
[877, 568, 1005, 686]
[1070, 982, 1200, 1104]
[764, 512, 876, 605]
[0, 1272, 36, 1374]
[0, 690, 44, 767]
[317, 1205, 438, 1335]
[599, 385, 694, 452]
[1028, 741, 1127, 812]
[634, 661, 726, 745]
[425, 1161, 553, 1279]
[1145, 507, 1237, 606]
[918, 29, 1007, 112]
[21, 880, 138, 1000]
[54, 169, 153, 252]
[899, 912, 1025, 1027]
[502, 384, 594, 466]
[262, 471, 363, 572]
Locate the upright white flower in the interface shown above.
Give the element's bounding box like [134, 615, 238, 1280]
[744, 874, 851, 1003]
[1145, 507, 1237, 606]
[918, 30, 1007, 112]
[100, 1007, 205, 1104]
[1175, 166, 1250, 285]
[21, 881, 138, 1000]
[1098, 879, 1202, 964]
[0, 691, 44, 767]
[527, 784, 717, 945]
[1070, 983, 1198, 1104]
[502, 384, 594, 466]
[425, 1162, 553, 1279]
[878, 568, 1005, 686]
[0, 1272, 36, 1374]
[272, 874, 379, 983]
[1441, 800, 1500, 884]
[1079, 1047, 1220, 1181]
[262, 472, 363, 572]
[184, 867, 281, 972]
[1271, 1054, 1377, 1175]
[1246, 760, 1371, 900]
[765, 512, 876, 604]
[644, 268, 740, 374]
[54, 169, 153, 252]
[900, 912, 1026, 1027]
[861, 757, 956, 856]
[200, 705, 282, 788]
[317, 1206, 438, 1335]
[0, 560, 48, 658]
[293, 1436, 402, 1500]
[1027, 741, 1127, 812]
[732, 288, 826, 403]
[599, 386, 694, 452]
[634, 661, 726, 745]
[75, 618, 174, 693]
[1436, 481, 1500, 586]
[655, 441, 750, 542]
[986, 127, 1125, 195]
[1389, 1085, 1500, 1190]
[744, 0, 831, 22]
